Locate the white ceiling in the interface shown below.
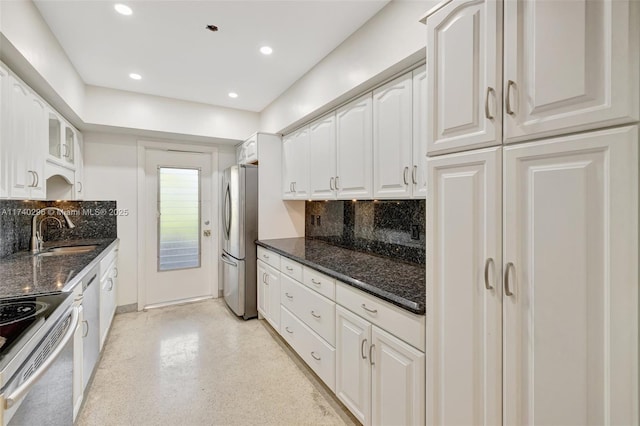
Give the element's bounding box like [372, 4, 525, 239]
[34, 0, 389, 112]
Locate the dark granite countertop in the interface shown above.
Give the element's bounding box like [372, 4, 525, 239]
[256, 238, 425, 315]
[0, 238, 119, 300]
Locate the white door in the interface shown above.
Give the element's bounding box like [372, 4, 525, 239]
[308, 113, 337, 200]
[503, 0, 639, 143]
[291, 127, 310, 199]
[335, 306, 371, 425]
[257, 260, 268, 319]
[144, 149, 215, 307]
[9, 77, 30, 199]
[412, 65, 428, 198]
[503, 126, 639, 426]
[426, 0, 502, 156]
[282, 134, 295, 199]
[336, 93, 373, 199]
[426, 147, 502, 426]
[373, 73, 413, 199]
[371, 326, 425, 426]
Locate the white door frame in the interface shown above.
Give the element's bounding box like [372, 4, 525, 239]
[137, 140, 219, 311]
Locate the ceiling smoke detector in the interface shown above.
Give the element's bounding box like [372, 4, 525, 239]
[205, 25, 219, 32]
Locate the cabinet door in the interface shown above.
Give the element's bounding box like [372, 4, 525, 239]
[308, 113, 337, 200]
[257, 261, 268, 318]
[336, 94, 373, 199]
[63, 125, 76, 167]
[373, 73, 413, 199]
[503, 0, 639, 143]
[335, 306, 371, 425]
[74, 132, 84, 199]
[291, 127, 309, 199]
[426, 0, 502, 156]
[371, 326, 425, 426]
[503, 126, 639, 426]
[412, 65, 427, 198]
[27, 95, 47, 200]
[8, 77, 30, 198]
[281, 134, 296, 199]
[0, 64, 8, 198]
[265, 265, 281, 329]
[426, 147, 502, 426]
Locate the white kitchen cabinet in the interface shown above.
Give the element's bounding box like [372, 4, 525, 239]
[336, 93, 373, 199]
[72, 286, 84, 420]
[503, 126, 638, 426]
[282, 127, 309, 200]
[426, 126, 639, 426]
[371, 326, 425, 426]
[426, 147, 502, 426]
[99, 247, 118, 350]
[503, 0, 639, 143]
[372, 73, 413, 199]
[336, 306, 371, 425]
[308, 113, 337, 200]
[425, 0, 502, 156]
[257, 259, 281, 329]
[74, 132, 84, 199]
[236, 135, 258, 165]
[8, 76, 47, 199]
[0, 63, 8, 198]
[411, 65, 427, 198]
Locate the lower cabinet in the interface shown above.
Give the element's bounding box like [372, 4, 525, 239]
[336, 306, 425, 426]
[257, 259, 281, 329]
[99, 257, 118, 350]
[72, 286, 84, 420]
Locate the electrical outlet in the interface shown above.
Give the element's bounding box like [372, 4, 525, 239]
[411, 224, 420, 240]
[316, 215, 321, 226]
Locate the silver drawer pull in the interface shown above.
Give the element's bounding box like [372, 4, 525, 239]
[484, 258, 494, 290]
[285, 292, 293, 299]
[285, 327, 293, 334]
[361, 339, 368, 359]
[311, 351, 321, 361]
[310, 278, 321, 286]
[263, 254, 269, 259]
[286, 266, 294, 271]
[311, 310, 321, 319]
[369, 344, 375, 366]
[361, 304, 378, 314]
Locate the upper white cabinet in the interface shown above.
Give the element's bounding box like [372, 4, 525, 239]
[236, 134, 257, 165]
[282, 127, 309, 200]
[503, 0, 639, 143]
[308, 113, 337, 200]
[336, 94, 373, 199]
[8, 76, 46, 199]
[373, 74, 413, 199]
[74, 132, 84, 199]
[412, 66, 428, 198]
[0, 64, 8, 198]
[425, 0, 502, 156]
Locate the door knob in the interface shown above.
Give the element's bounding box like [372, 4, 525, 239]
[203, 230, 211, 237]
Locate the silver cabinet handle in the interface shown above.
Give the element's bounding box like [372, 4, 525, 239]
[34, 172, 39, 188]
[77, 182, 83, 193]
[369, 344, 375, 366]
[361, 339, 368, 359]
[361, 303, 378, 314]
[263, 254, 269, 260]
[311, 351, 321, 361]
[285, 326, 293, 334]
[28, 171, 36, 187]
[403, 166, 409, 185]
[484, 258, 494, 290]
[285, 292, 293, 299]
[506, 80, 516, 115]
[265, 274, 269, 286]
[262, 272, 266, 284]
[330, 177, 335, 191]
[311, 310, 321, 319]
[504, 262, 515, 296]
[310, 278, 321, 286]
[107, 278, 114, 291]
[335, 176, 340, 190]
[82, 320, 89, 338]
[113, 267, 119, 278]
[285, 266, 294, 271]
[293, 182, 297, 192]
[63, 143, 69, 158]
[485, 87, 495, 119]
[4, 306, 80, 409]
[412, 165, 417, 185]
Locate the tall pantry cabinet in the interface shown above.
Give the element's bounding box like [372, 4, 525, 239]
[423, 0, 639, 425]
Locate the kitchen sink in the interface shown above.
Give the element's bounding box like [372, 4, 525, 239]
[37, 245, 98, 256]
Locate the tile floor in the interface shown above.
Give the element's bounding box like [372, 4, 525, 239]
[77, 298, 356, 426]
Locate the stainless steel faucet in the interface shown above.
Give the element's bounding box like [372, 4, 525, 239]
[31, 207, 76, 253]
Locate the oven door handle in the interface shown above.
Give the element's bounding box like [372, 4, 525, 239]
[4, 305, 80, 409]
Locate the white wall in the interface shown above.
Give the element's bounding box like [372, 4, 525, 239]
[260, 0, 433, 134]
[84, 132, 234, 307]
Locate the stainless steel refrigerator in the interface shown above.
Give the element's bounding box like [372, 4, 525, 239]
[221, 164, 258, 319]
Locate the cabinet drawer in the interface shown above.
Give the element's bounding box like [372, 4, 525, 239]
[280, 306, 336, 392]
[99, 243, 119, 277]
[336, 282, 425, 351]
[257, 246, 280, 270]
[280, 257, 303, 282]
[281, 274, 336, 345]
[303, 267, 336, 301]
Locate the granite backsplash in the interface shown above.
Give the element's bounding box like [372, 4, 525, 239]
[305, 200, 425, 265]
[0, 200, 118, 258]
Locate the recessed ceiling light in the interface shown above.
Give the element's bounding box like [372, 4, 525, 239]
[228, 92, 238, 98]
[129, 73, 142, 80]
[114, 4, 133, 16]
[260, 46, 273, 55]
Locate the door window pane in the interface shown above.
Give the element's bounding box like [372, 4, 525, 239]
[158, 167, 200, 271]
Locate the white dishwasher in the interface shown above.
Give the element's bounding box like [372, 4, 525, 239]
[81, 266, 100, 390]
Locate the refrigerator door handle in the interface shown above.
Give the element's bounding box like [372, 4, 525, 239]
[223, 183, 232, 240]
[220, 253, 238, 267]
